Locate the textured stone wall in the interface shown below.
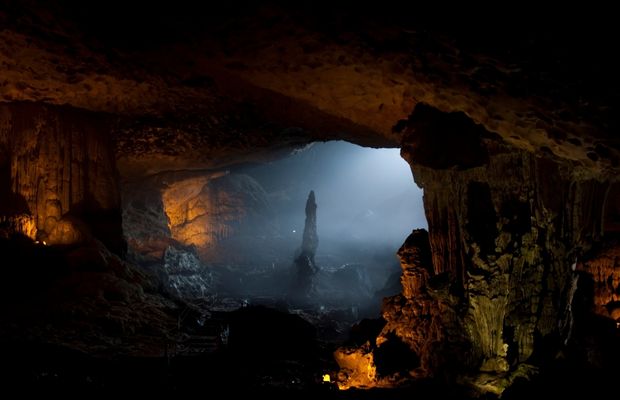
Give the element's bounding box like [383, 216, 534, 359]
[0, 102, 122, 251]
[161, 173, 274, 263]
[338, 103, 614, 393]
[121, 171, 274, 265]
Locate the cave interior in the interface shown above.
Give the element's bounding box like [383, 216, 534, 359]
[1, 1, 620, 397]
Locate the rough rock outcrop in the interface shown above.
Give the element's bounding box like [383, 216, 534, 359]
[163, 245, 215, 299]
[122, 176, 175, 264]
[400, 104, 610, 393]
[0, 103, 122, 252]
[336, 229, 454, 389]
[337, 104, 613, 394]
[161, 172, 276, 264]
[378, 230, 444, 375]
[123, 171, 275, 265]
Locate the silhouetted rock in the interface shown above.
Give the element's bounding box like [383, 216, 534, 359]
[291, 191, 319, 300]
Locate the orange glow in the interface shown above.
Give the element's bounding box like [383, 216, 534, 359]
[161, 176, 213, 249]
[5, 214, 38, 240]
[333, 343, 378, 390]
[333, 342, 406, 390]
[322, 374, 331, 382]
[161, 172, 230, 256]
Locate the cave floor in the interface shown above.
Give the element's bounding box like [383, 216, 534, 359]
[2, 301, 619, 398]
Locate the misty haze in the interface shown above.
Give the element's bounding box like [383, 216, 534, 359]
[210, 140, 428, 317]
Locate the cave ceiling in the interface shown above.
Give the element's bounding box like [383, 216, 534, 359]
[1, 1, 619, 178]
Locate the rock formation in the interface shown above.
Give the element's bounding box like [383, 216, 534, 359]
[336, 103, 616, 394]
[336, 229, 453, 388]
[578, 240, 620, 320]
[378, 230, 444, 374]
[301, 190, 319, 256]
[0, 103, 123, 252]
[121, 171, 279, 300]
[398, 105, 610, 393]
[163, 245, 215, 300]
[291, 190, 319, 299]
[123, 171, 276, 265]
[162, 173, 275, 264]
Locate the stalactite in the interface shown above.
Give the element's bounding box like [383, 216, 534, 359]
[0, 103, 122, 251]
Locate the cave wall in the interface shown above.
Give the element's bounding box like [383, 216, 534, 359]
[334, 104, 617, 393]
[0, 102, 122, 252]
[123, 170, 278, 267]
[162, 172, 277, 264]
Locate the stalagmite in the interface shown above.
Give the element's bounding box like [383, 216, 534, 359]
[291, 190, 319, 300]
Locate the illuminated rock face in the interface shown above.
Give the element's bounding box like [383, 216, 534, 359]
[334, 344, 378, 389]
[161, 175, 215, 251]
[579, 241, 620, 320]
[0, 103, 122, 251]
[160, 173, 275, 264]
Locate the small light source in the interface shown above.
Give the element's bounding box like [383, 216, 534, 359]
[42, 241, 47, 246]
[322, 374, 331, 383]
[616, 322, 619, 329]
[292, 230, 296, 233]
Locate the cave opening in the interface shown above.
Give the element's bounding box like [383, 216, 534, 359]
[123, 141, 426, 337]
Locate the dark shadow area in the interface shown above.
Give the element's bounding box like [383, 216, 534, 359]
[0, 152, 30, 216]
[374, 332, 420, 377]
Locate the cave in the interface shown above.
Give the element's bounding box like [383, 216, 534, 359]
[1, 1, 620, 397]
